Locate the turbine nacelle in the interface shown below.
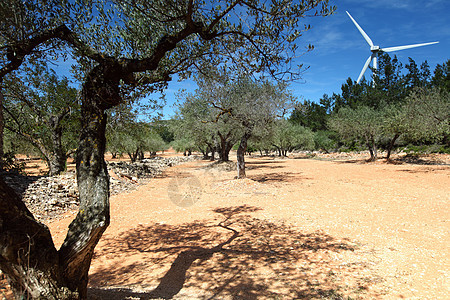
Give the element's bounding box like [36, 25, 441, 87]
[346, 11, 439, 85]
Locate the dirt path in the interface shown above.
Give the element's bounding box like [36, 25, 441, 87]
[46, 155, 449, 299]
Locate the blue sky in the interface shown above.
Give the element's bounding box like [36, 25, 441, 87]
[158, 0, 449, 118]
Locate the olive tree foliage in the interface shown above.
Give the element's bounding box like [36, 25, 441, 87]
[106, 99, 167, 161]
[271, 119, 314, 156]
[402, 87, 449, 144]
[328, 106, 385, 161]
[2, 65, 79, 175]
[328, 89, 449, 161]
[0, 0, 335, 298]
[172, 90, 239, 160]
[370, 87, 449, 159]
[191, 74, 296, 177]
[170, 136, 196, 155]
[325, 54, 449, 159]
[107, 119, 167, 162]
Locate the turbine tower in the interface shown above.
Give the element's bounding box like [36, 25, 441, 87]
[346, 11, 439, 85]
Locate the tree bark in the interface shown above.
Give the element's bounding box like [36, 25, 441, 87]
[236, 132, 251, 179]
[0, 64, 120, 299]
[0, 177, 79, 299]
[201, 148, 208, 160]
[273, 145, 281, 157]
[128, 150, 138, 162]
[0, 87, 4, 169]
[138, 150, 144, 161]
[386, 133, 400, 160]
[57, 64, 119, 298]
[217, 131, 234, 162]
[205, 144, 215, 161]
[48, 118, 67, 175]
[210, 147, 215, 161]
[367, 139, 377, 161]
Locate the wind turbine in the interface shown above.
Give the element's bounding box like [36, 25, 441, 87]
[346, 11, 439, 85]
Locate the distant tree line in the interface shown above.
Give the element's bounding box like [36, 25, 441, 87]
[168, 55, 449, 165]
[4, 54, 447, 176]
[290, 55, 450, 160]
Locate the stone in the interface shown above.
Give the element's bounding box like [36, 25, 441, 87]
[2, 155, 199, 222]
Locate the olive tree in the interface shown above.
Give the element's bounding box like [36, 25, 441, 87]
[380, 87, 449, 159]
[2, 66, 79, 174]
[402, 87, 449, 144]
[328, 106, 385, 161]
[199, 76, 295, 178]
[107, 121, 166, 161]
[172, 91, 238, 161]
[0, 0, 335, 298]
[272, 119, 314, 156]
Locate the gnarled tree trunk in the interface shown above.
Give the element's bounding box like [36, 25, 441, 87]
[0, 177, 79, 299]
[217, 131, 234, 162]
[386, 133, 400, 160]
[0, 87, 4, 169]
[48, 119, 67, 175]
[48, 111, 73, 175]
[0, 65, 118, 299]
[367, 139, 378, 162]
[236, 132, 251, 179]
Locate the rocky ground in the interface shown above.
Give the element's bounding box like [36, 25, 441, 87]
[1, 156, 199, 222]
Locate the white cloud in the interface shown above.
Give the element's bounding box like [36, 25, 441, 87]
[343, 0, 416, 10]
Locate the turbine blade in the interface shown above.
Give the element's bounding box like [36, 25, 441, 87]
[357, 55, 373, 84]
[346, 11, 374, 47]
[381, 41, 439, 52]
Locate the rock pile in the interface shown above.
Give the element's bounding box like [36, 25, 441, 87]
[2, 156, 198, 222]
[107, 156, 193, 180]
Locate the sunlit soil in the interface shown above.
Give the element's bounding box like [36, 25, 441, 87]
[45, 151, 450, 299]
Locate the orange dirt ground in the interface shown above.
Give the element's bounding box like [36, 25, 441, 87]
[2, 151, 450, 299]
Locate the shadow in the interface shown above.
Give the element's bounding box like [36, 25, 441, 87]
[157, 170, 195, 179]
[203, 161, 236, 172]
[245, 160, 284, 165]
[245, 161, 285, 171]
[89, 205, 380, 299]
[334, 158, 374, 165]
[292, 154, 318, 160]
[333, 155, 449, 167]
[390, 155, 448, 166]
[0, 171, 44, 197]
[397, 166, 449, 174]
[204, 160, 286, 173]
[247, 172, 309, 183]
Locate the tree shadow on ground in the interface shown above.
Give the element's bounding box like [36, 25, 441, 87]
[247, 172, 310, 183]
[396, 166, 449, 174]
[157, 170, 196, 179]
[389, 155, 448, 166]
[89, 205, 380, 299]
[0, 172, 44, 196]
[334, 158, 375, 165]
[245, 161, 285, 171]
